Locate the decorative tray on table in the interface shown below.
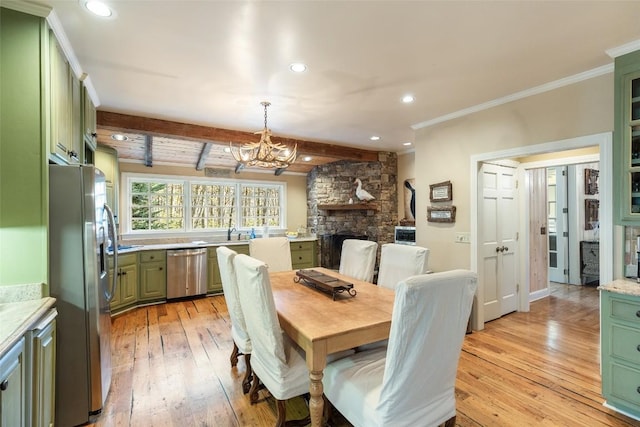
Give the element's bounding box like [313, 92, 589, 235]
[294, 269, 357, 300]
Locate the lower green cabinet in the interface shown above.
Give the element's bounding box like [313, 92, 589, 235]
[0, 337, 26, 427]
[290, 240, 317, 270]
[207, 244, 249, 294]
[139, 251, 166, 302]
[109, 253, 138, 312]
[29, 314, 56, 427]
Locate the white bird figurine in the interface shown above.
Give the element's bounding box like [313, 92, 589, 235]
[354, 178, 375, 202]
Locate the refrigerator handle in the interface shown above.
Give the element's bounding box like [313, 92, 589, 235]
[104, 203, 118, 302]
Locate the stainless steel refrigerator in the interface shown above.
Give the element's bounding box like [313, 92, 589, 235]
[49, 164, 119, 426]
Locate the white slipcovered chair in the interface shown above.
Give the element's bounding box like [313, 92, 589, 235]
[233, 254, 310, 427]
[376, 243, 430, 290]
[339, 239, 378, 282]
[216, 246, 253, 394]
[249, 236, 293, 272]
[323, 270, 478, 427]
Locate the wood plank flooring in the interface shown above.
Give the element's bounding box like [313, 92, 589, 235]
[91, 283, 639, 427]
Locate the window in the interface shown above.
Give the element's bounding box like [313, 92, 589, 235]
[124, 174, 286, 234]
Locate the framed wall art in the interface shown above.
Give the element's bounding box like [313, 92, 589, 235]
[584, 168, 599, 195]
[585, 199, 599, 230]
[429, 180, 452, 202]
[427, 206, 456, 223]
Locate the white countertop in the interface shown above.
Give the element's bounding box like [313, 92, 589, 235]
[598, 279, 640, 297]
[0, 297, 56, 357]
[113, 236, 318, 254]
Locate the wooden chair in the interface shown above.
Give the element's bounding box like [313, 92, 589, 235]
[323, 270, 478, 427]
[216, 246, 252, 393]
[338, 239, 378, 282]
[233, 254, 310, 427]
[376, 243, 429, 290]
[249, 236, 293, 272]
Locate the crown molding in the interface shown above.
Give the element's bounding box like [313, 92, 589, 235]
[606, 39, 640, 59]
[412, 64, 613, 130]
[1, 0, 51, 17]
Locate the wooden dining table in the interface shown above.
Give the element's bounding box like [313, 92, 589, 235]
[269, 267, 395, 427]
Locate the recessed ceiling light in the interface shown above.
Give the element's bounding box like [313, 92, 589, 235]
[111, 134, 128, 141]
[370, 136, 381, 141]
[403, 142, 412, 146]
[84, 1, 113, 17]
[402, 94, 415, 104]
[289, 63, 307, 73]
[303, 156, 312, 162]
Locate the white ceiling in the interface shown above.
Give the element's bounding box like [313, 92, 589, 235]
[42, 0, 640, 152]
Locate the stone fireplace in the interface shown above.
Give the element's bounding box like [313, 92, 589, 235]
[307, 153, 398, 268]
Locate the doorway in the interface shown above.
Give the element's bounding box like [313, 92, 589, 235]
[470, 132, 612, 331]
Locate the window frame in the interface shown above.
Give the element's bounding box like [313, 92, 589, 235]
[121, 173, 287, 238]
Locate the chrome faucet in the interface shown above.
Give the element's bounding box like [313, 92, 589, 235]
[227, 227, 236, 241]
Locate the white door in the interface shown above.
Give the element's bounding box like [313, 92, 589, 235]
[547, 166, 569, 283]
[481, 163, 519, 322]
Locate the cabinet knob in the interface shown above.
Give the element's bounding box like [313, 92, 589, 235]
[159, 267, 163, 271]
[637, 344, 640, 352]
[636, 310, 640, 318]
[0, 379, 7, 391]
[150, 256, 155, 260]
[637, 386, 640, 394]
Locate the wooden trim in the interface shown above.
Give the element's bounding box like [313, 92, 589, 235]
[97, 111, 379, 162]
[317, 203, 379, 211]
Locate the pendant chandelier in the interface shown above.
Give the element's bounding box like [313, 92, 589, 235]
[230, 101, 297, 169]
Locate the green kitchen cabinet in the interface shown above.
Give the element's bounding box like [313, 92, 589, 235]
[601, 290, 640, 419]
[139, 251, 167, 302]
[49, 30, 76, 164]
[0, 7, 49, 287]
[614, 50, 640, 224]
[95, 145, 120, 223]
[290, 240, 317, 269]
[207, 244, 249, 294]
[70, 73, 84, 164]
[109, 253, 138, 312]
[0, 337, 26, 427]
[29, 315, 56, 427]
[82, 85, 97, 151]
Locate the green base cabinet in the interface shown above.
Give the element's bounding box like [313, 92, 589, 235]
[29, 316, 56, 427]
[0, 337, 26, 427]
[207, 244, 250, 294]
[290, 240, 317, 270]
[139, 251, 166, 302]
[109, 253, 138, 312]
[601, 290, 640, 420]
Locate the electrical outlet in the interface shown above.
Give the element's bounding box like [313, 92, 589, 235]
[455, 232, 471, 244]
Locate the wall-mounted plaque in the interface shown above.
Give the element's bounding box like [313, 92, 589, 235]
[427, 206, 456, 223]
[429, 180, 452, 202]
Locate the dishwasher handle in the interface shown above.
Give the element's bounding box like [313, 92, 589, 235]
[167, 248, 207, 257]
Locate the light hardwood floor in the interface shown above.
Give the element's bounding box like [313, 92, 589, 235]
[91, 283, 638, 427]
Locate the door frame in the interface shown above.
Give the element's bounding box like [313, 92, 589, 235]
[470, 132, 612, 330]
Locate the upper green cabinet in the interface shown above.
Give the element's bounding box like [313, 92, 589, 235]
[95, 145, 120, 223]
[614, 50, 640, 223]
[82, 86, 97, 152]
[49, 31, 77, 164]
[0, 7, 49, 287]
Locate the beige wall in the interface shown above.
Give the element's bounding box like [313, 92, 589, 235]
[118, 162, 308, 232]
[414, 73, 614, 272]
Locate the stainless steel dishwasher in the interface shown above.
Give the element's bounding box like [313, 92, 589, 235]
[167, 248, 207, 299]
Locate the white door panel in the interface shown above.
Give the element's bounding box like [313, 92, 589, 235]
[481, 163, 519, 322]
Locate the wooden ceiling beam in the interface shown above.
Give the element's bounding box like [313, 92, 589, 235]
[144, 135, 152, 167]
[97, 111, 379, 162]
[196, 143, 212, 171]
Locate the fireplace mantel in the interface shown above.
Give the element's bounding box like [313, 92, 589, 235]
[317, 203, 379, 212]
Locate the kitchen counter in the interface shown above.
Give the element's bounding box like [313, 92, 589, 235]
[0, 296, 56, 357]
[598, 278, 640, 297]
[113, 236, 318, 254]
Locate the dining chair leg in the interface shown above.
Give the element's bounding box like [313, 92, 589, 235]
[275, 400, 287, 427]
[242, 353, 253, 394]
[249, 373, 261, 404]
[443, 415, 456, 427]
[230, 342, 240, 367]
